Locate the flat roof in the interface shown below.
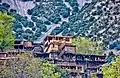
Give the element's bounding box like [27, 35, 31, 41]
[45, 35, 72, 39]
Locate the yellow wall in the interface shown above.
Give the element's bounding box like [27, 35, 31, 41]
[47, 44, 59, 52]
[44, 36, 72, 52]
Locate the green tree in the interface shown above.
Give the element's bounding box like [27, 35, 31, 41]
[0, 53, 69, 78]
[0, 12, 14, 52]
[101, 56, 120, 78]
[72, 37, 102, 54]
[92, 72, 97, 78]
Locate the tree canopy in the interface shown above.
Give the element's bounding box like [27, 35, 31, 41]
[72, 37, 103, 54]
[0, 12, 14, 51]
[101, 56, 120, 78]
[0, 53, 70, 78]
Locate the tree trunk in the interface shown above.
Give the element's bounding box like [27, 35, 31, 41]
[0, 47, 4, 52]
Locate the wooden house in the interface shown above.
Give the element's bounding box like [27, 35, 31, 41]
[43, 35, 76, 53]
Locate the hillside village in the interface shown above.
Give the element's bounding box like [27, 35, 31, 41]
[0, 0, 120, 78]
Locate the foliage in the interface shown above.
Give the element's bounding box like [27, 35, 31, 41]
[0, 53, 69, 78]
[9, 9, 17, 14]
[48, 14, 61, 24]
[60, 8, 70, 18]
[51, 27, 63, 35]
[105, 52, 116, 63]
[0, 12, 14, 51]
[101, 56, 120, 78]
[44, 20, 51, 25]
[31, 16, 38, 22]
[27, 21, 34, 27]
[92, 72, 97, 78]
[72, 37, 103, 54]
[109, 41, 120, 50]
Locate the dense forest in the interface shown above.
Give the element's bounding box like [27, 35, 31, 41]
[0, 0, 119, 50]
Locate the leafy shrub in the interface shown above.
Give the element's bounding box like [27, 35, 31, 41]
[68, 15, 79, 22]
[60, 8, 70, 18]
[2, 3, 10, 9]
[89, 16, 95, 21]
[69, 0, 78, 7]
[55, 2, 65, 6]
[0, 6, 8, 12]
[21, 20, 28, 27]
[35, 0, 41, 2]
[51, 27, 63, 35]
[22, 0, 33, 1]
[44, 20, 51, 25]
[32, 27, 36, 31]
[48, 14, 61, 24]
[34, 30, 41, 37]
[12, 22, 22, 29]
[27, 9, 33, 15]
[31, 16, 38, 22]
[9, 9, 17, 14]
[27, 21, 34, 27]
[72, 6, 79, 12]
[61, 21, 69, 29]
[16, 28, 24, 35]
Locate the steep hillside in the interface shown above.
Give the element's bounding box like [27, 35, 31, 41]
[0, 0, 91, 43]
[51, 0, 120, 50]
[79, 0, 120, 49]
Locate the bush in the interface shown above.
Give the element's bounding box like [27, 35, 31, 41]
[72, 6, 79, 12]
[22, 0, 33, 1]
[0, 6, 8, 12]
[69, 1, 78, 7]
[31, 16, 38, 22]
[2, 3, 10, 9]
[89, 16, 95, 21]
[34, 31, 41, 37]
[62, 29, 69, 36]
[68, 15, 79, 22]
[9, 9, 17, 14]
[55, 0, 63, 2]
[61, 21, 69, 29]
[35, 0, 41, 2]
[22, 33, 28, 40]
[32, 27, 36, 31]
[27, 9, 33, 15]
[44, 20, 51, 25]
[54, 2, 65, 6]
[14, 14, 23, 21]
[27, 21, 34, 27]
[36, 20, 44, 28]
[12, 23, 22, 29]
[48, 14, 61, 24]
[25, 29, 33, 35]
[51, 27, 63, 35]
[32, 35, 38, 40]
[60, 8, 70, 18]
[65, 0, 69, 2]
[91, 11, 97, 15]
[16, 28, 24, 35]
[21, 20, 28, 27]
[39, 24, 47, 32]
[15, 33, 22, 39]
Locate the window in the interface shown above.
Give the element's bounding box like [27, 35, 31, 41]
[66, 38, 70, 41]
[59, 37, 63, 40]
[56, 37, 59, 40]
[52, 44, 55, 48]
[48, 37, 52, 42]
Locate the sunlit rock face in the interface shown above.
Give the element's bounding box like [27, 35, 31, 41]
[0, 0, 120, 50]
